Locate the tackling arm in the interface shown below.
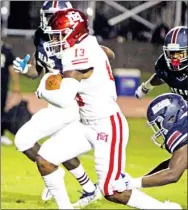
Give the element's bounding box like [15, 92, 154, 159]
[135, 73, 165, 99]
[140, 145, 187, 187]
[145, 159, 170, 175]
[24, 53, 44, 79]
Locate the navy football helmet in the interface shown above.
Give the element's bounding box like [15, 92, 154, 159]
[163, 26, 188, 71]
[147, 93, 187, 148]
[40, 0, 72, 30]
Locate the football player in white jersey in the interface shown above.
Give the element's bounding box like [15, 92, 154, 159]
[12, 0, 102, 205]
[36, 8, 181, 209]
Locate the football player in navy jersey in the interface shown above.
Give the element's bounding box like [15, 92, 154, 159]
[113, 93, 187, 195]
[13, 1, 103, 206]
[135, 26, 188, 101]
[1, 42, 21, 145]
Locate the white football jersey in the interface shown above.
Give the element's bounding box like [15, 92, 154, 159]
[61, 35, 120, 120]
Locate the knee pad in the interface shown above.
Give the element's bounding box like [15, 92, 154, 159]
[14, 121, 39, 152]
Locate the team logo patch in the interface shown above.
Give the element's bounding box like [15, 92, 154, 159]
[97, 132, 108, 142]
[152, 99, 171, 115]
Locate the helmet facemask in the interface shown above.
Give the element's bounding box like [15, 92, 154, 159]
[44, 24, 77, 58]
[163, 44, 188, 71]
[148, 116, 168, 148]
[44, 21, 88, 58]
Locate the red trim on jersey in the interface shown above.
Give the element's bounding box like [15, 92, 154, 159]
[53, 0, 58, 8]
[106, 60, 114, 81]
[104, 115, 117, 195]
[72, 58, 88, 65]
[72, 58, 88, 62]
[167, 131, 182, 149]
[115, 112, 123, 180]
[72, 61, 88, 65]
[172, 28, 179, 43]
[76, 93, 85, 107]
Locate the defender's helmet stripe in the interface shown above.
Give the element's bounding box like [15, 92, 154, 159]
[53, 0, 58, 8]
[171, 27, 180, 43]
[174, 27, 181, 44]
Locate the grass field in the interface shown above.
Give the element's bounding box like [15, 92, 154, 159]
[2, 118, 187, 209]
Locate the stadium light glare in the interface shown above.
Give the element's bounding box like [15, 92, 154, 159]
[87, 8, 93, 16]
[1, 6, 8, 15]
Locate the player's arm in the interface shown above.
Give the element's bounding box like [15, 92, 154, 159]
[25, 53, 43, 79]
[36, 69, 89, 108]
[135, 54, 165, 99]
[13, 53, 42, 79]
[100, 45, 115, 61]
[145, 159, 170, 175]
[135, 73, 165, 99]
[134, 145, 187, 188]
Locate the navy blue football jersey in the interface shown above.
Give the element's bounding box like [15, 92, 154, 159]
[165, 114, 188, 153]
[155, 54, 188, 101]
[33, 27, 63, 74]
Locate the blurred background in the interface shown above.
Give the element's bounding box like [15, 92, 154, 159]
[1, 1, 187, 72]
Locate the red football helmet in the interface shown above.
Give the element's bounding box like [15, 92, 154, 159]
[44, 8, 89, 57]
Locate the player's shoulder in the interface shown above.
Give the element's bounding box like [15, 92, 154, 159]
[165, 114, 188, 153]
[33, 27, 49, 46]
[155, 53, 167, 69]
[155, 53, 169, 77]
[2, 42, 12, 50]
[63, 36, 96, 58]
[1, 42, 13, 54]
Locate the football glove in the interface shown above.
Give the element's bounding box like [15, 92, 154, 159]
[135, 83, 150, 99]
[13, 54, 31, 74]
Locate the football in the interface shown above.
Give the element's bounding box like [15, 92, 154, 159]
[45, 73, 63, 90]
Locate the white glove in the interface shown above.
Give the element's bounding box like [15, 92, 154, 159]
[111, 173, 138, 192]
[13, 54, 31, 74]
[135, 83, 150, 99]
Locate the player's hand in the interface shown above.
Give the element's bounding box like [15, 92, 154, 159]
[35, 72, 59, 99]
[135, 83, 149, 99]
[111, 173, 136, 192]
[13, 54, 31, 74]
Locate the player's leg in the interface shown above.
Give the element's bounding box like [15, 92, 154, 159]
[37, 121, 92, 209]
[90, 112, 173, 209]
[14, 106, 95, 201]
[14, 107, 69, 161]
[63, 158, 96, 193]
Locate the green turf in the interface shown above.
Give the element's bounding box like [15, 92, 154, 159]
[9, 72, 169, 97]
[1, 118, 187, 209]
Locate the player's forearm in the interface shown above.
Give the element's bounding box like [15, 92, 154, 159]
[141, 168, 180, 187]
[40, 78, 79, 108]
[24, 65, 41, 79]
[9, 65, 21, 92]
[147, 73, 164, 87]
[145, 159, 170, 175]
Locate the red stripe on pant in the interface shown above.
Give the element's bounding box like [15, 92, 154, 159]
[104, 113, 123, 195]
[115, 112, 123, 180]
